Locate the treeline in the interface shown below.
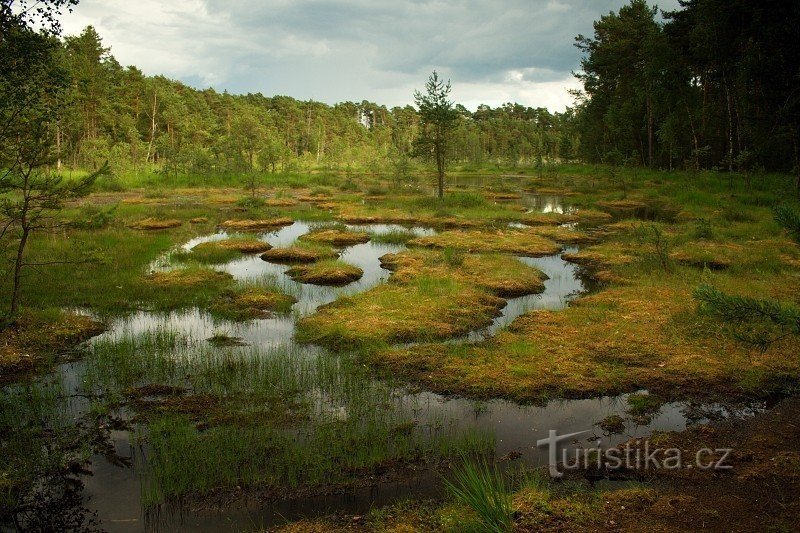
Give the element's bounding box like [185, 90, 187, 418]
[574, 0, 800, 178]
[56, 27, 578, 176]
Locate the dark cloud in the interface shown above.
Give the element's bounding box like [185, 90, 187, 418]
[62, 0, 681, 110]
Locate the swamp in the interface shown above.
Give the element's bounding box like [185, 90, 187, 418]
[2, 1, 800, 532]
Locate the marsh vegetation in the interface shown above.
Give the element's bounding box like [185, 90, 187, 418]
[2, 1, 800, 531]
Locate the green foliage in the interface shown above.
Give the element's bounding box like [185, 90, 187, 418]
[773, 205, 800, 242]
[443, 458, 513, 533]
[694, 284, 800, 350]
[442, 247, 465, 267]
[693, 217, 714, 240]
[70, 203, 117, 229]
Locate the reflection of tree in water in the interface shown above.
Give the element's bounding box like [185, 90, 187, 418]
[12, 472, 100, 532]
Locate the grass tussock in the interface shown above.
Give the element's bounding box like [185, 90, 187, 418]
[260, 245, 338, 264]
[129, 218, 182, 230]
[209, 286, 297, 320]
[299, 228, 370, 246]
[219, 217, 293, 230]
[0, 310, 105, 381]
[286, 260, 363, 286]
[380, 249, 546, 297]
[409, 229, 561, 257]
[145, 268, 233, 287]
[297, 276, 505, 348]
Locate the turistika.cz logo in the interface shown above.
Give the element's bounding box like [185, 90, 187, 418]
[536, 429, 733, 478]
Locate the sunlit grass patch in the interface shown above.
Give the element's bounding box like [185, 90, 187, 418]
[209, 285, 297, 321]
[128, 217, 182, 230]
[380, 249, 546, 297]
[297, 275, 505, 348]
[298, 227, 370, 246]
[372, 274, 800, 402]
[219, 217, 293, 230]
[260, 243, 338, 264]
[172, 237, 272, 265]
[286, 259, 363, 286]
[409, 229, 560, 257]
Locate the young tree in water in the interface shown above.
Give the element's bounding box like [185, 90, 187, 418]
[413, 71, 459, 199]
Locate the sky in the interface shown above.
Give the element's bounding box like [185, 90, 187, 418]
[59, 0, 681, 112]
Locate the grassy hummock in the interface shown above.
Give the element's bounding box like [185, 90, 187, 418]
[408, 229, 561, 257]
[209, 286, 297, 320]
[380, 249, 547, 297]
[298, 228, 370, 246]
[286, 260, 363, 286]
[173, 238, 272, 264]
[260, 244, 338, 264]
[129, 217, 182, 230]
[297, 276, 505, 348]
[219, 217, 293, 230]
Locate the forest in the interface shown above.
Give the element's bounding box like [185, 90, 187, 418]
[7, 0, 799, 185]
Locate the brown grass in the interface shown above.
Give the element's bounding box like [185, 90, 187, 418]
[129, 218, 182, 230]
[145, 269, 233, 286]
[408, 229, 561, 257]
[286, 260, 364, 286]
[219, 217, 293, 230]
[297, 277, 505, 347]
[260, 246, 338, 264]
[299, 228, 370, 246]
[371, 277, 800, 402]
[196, 238, 272, 254]
[380, 249, 546, 297]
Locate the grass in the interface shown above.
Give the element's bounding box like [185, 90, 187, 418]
[371, 253, 800, 402]
[285, 259, 363, 286]
[3, 163, 800, 528]
[0, 309, 105, 381]
[78, 329, 493, 505]
[298, 227, 370, 246]
[380, 249, 547, 297]
[443, 459, 512, 533]
[260, 243, 338, 264]
[297, 275, 505, 348]
[171, 237, 272, 265]
[408, 229, 561, 257]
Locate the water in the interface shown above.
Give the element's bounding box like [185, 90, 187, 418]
[6, 196, 760, 531]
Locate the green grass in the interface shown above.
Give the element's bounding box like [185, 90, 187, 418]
[80, 329, 493, 505]
[443, 458, 513, 533]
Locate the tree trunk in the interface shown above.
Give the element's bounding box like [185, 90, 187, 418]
[723, 73, 734, 172]
[647, 92, 653, 168]
[10, 226, 29, 318]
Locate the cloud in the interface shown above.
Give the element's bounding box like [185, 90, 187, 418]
[60, 0, 681, 111]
